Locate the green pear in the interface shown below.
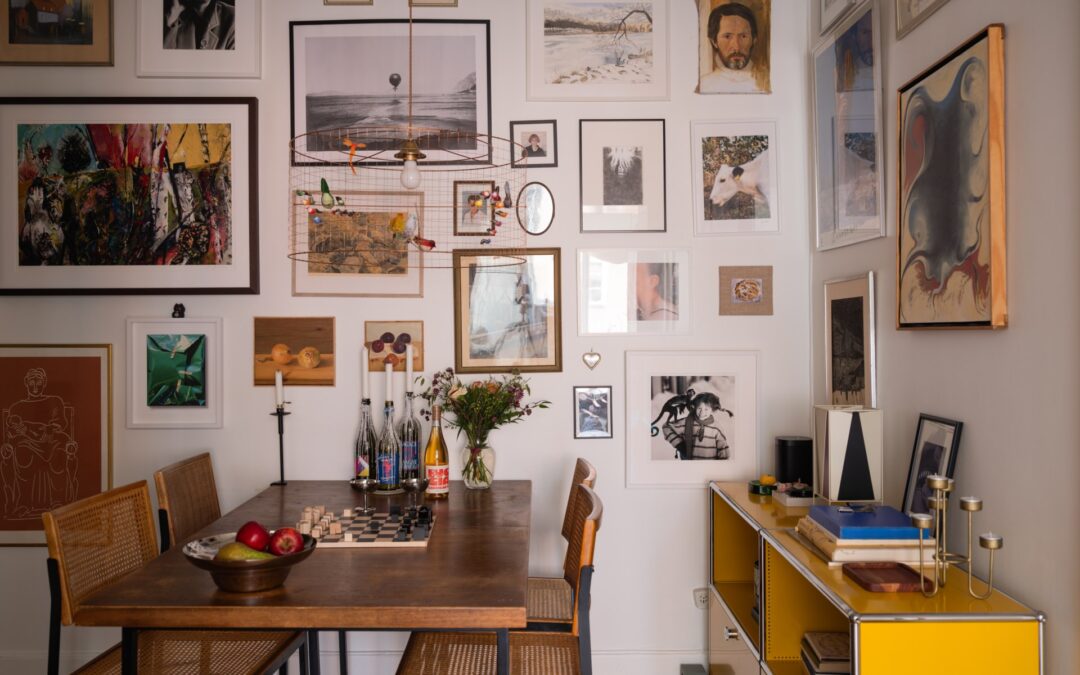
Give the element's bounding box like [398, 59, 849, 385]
[215, 541, 274, 562]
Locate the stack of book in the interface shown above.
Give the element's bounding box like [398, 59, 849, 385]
[800, 631, 850, 674]
[795, 505, 934, 566]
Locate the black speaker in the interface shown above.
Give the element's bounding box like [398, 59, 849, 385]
[775, 436, 813, 484]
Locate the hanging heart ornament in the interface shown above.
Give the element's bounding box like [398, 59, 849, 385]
[582, 351, 601, 370]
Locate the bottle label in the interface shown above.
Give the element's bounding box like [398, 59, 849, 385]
[356, 455, 369, 478]
[402, 441, 419, 472]
[377, 452, 399, 488]
[426, 465, 449, 493]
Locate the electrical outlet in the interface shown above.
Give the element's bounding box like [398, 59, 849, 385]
[693, 587, 708, 609]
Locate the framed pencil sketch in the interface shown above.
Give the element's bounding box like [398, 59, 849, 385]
[291, 190, 423, 297]
[510, 119, 558, 168]
[454, 180, 496, 236]
[896, 0, 951, 39]
[526, 0, 669, 101]
[625, 350, 758, 488]
[137, 0, 261, 78]
[574, 385, 612, 439]
[290, 19, 491, 165]
[0, 344, 112, 545]
[901, 414, 962, 517]
[718, 265, 772, 316]
[126, 317, 223, 429]
[0, 97, 259, 295]
[898, 26, 1006, 329]
[824, 272, 875, 407]
[692, 120, 779, 235]
[452, 248, 562, 373]
[578, 248, 690, 336]
[0, 0, 112, 66]
[812, 2, 885, 251]
[819, 0, 855, 35]
[579, 119, 666, 233]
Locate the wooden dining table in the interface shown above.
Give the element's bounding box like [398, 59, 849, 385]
[76, 480, 532, 675]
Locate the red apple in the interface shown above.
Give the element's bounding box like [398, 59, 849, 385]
[235, 521, 270, 552]
[268, 527, 303, 556]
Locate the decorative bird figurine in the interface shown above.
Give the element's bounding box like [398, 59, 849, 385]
[389, 212, 407, 235]
[343, 138, 366, 175]
[411, 236, 436, 252]
[320, 178, 336, 208]
[503, 181, 513, 208]
[404, 212, 419, 239]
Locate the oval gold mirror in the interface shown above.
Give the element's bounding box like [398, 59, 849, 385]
[516, 182, 554, 235]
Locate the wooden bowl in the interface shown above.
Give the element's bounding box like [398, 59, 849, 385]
[183, 532, 317, 593]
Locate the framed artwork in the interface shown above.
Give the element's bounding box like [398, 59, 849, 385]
[0, 344, 112, 546]
[573, 385, 612, 439]
[324, 0, 373, 4]
[454, 180, 496, 236]
[526, 0, 669, 101]
[896, 0, 951, 40]
[696, 0, 771, 95]
[0, 97, 259, 295]
[0, 0, 112, 66]
[364, 321, 424, 372]
[578, 249, 690, 336]
[452, 248, 562, 373]
[813, 2, 885, 251]
[898, 26, 1006, 329]
[819, 0, 855, 35]
[516, 182, 555, 236]
[291, 190, 423, 297]
[691, 120, 779, 235]
[579, 119, 666, 233]
[290, 20, 491, 165]
[901, 414, 962, 517]
[137, 0, 261, 78]
[824, 272, 875, 407]
[253, 317, 335, 387]
[510, 119, 558, 168]
[126, 317, 222, 429]
[719, 265, 772, 316]
[625, 350, 758, 488]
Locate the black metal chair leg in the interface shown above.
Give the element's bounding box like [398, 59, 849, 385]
[299, 634, 309, 675]
[338, 630, 349, 674]
[46, 559, 62, 675]
[307, 629, 321, 675]
[496, 628, 509, 675]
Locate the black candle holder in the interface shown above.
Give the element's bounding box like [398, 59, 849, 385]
[271, 404, 291, 486]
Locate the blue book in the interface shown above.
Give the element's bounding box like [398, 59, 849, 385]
[808, 505, 919, 540]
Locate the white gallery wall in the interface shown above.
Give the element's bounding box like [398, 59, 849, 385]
[0, 1, 812, 673]
[810, 0, 1080, 672]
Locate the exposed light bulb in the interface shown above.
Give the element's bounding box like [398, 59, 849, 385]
[400, 160, 421, 190]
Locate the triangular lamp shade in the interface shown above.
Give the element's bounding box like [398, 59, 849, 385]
[814, 405, 883, 503]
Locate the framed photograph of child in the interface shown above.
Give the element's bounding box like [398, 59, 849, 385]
[510, 119, 558, 168]
[625, 350, 758, 488]
[573, 385, 612, 439]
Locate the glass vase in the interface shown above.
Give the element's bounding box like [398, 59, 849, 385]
[461, 444, 495, 490]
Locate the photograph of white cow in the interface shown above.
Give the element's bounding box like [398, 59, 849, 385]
[691, 120, 779, 235]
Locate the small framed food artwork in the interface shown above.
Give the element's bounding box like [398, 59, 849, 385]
[253, 317, 335, 386]
[364, 321, 424, 372]
[719, 266, 773, 316]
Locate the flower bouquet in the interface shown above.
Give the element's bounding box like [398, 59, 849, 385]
[417, 368, 549, 489]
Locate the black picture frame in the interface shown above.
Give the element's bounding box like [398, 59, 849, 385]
[901, 413, 963, 517]
[573, 385, 612, 439]
[509, 119, 558, 168]
[578, 118, 667, 233]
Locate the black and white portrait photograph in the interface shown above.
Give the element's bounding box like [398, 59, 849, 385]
[649, 375, 735, 461]
[579, 119, 666, 232]
[453, 248, 562, 373]
[290, 20, 491, 164]
[137, 0, 260, 77]
[510, 119, 558, 168]
[162, 0, 236, 50]
[574, 386, 612, 439]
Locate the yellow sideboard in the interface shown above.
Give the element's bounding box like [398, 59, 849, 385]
[709, 482, 1044, 675]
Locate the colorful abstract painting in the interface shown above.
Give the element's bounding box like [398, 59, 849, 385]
[898, 26, 1005, 328]
[145, 333, 206, 407]
[17, 122, 233, 268]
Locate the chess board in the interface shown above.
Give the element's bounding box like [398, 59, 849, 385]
[300, 505, 435, 549]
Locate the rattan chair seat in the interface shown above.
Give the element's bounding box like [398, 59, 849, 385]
[526, 576, 573, 622]
[395, 630, 580, 675]
[69, 631, 305, 675]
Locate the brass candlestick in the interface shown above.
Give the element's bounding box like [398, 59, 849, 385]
[911, 474, 1003, 599]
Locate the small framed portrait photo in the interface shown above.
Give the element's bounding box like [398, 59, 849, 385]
[574, 386, 612, 439]
[510, 119, 558, 168]
[453, 180, 496, 236]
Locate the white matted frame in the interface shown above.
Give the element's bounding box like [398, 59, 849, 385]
[137, 0, 261, 78]
[411, 0, 458, 5]
[896, 0, 951, 39]
[510, 119, 558, 169]
[126, 317, 223, 429]
[691, 120, 780, 235]
[824, 272, 876, 407]
[578, 248, 690, 336]
[292, 190, 423, 297]
[579, 119, 667, 233]
[526, 0, 669, 101]
[812, 2, 885, 251]
[820, 0, 856, 35]
[573, 385, 612, 439]
[625, 350, 758, 488]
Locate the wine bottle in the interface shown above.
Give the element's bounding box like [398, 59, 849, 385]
[424, 404, 450, 499]
[398, 392, 422, 482]
[353, 397, 377, 479]
[376, 365, 401, 491]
